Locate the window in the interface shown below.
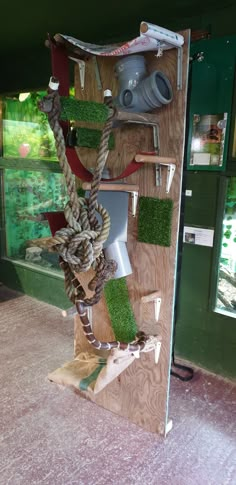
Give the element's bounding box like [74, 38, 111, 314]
[3, 169, 68, 273]
[215, 177, 236, 316]
[0, 91, 69, 275]
[2, 92, 57, 161]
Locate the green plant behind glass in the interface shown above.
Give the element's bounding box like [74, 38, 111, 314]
[220, 177, 236, 268]
[3, 93, 57, 161]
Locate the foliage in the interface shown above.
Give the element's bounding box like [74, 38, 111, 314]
[3, 93, 57, 161]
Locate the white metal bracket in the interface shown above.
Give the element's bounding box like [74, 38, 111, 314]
[166, 163, 176, 193]
[135, 153, 176, 192]
[156, 162, 176, 193]
[141, 292, 162, 322]
[165, 419, 173, 436]
[177, 47, 183, 90]
[69, 56, 85, 90]
[82, 182, 139, 217]
[130, 191, 138, 217]
[154, 297, 162, 321]
[154, 341, 162, 364]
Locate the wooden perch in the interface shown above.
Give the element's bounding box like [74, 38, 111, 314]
[27, 237, 52, 248]
[82, 183, 139, 192]
[135, 154, 176, 164]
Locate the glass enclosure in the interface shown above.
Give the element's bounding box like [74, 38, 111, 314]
[215, 177, 236, 316]
[3, 169, 68, 272]
[2, 93, 57, 161]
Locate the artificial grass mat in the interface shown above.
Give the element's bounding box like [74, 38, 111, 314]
[138, 196, 173, 247]
[60, 97, 109, 123]
[104, 277, 137, 343]
[76, 127, 115, 150]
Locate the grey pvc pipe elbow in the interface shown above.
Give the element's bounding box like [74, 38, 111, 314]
[119, 71, 173, 113]
[114, 55, 147, 90]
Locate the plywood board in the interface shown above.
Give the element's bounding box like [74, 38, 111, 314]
[73, 31, 190, 434]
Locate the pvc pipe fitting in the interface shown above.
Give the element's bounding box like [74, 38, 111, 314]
[118, 71, 173, 113]
[114, 55, 147, 90]
[104, 241, 132, 279]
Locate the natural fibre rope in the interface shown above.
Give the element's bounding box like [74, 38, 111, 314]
[38, 82, 116, 308]
[38, 78, 158, 354]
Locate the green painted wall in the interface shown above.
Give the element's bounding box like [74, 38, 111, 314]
[0, 259, 71, 309]
[175, 173, 236, 378]
[175, 36, 236, 379]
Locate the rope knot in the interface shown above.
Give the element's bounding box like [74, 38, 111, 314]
[56, 226, 100, 272]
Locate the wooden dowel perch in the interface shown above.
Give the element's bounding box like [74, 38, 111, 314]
[135, 154, 176, 164]
[28, 237, 52, 248]
[82, 183, 139, 192]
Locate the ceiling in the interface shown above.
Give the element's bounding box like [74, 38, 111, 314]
[1, 0, 234, 54]
[0, 0, 235, 93]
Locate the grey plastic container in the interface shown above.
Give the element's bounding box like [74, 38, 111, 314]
[119, 71, 173, 113]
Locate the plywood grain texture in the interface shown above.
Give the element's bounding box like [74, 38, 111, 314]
[74, 31, 190, 434]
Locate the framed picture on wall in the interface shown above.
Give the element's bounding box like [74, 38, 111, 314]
[188, 113, 228, 170]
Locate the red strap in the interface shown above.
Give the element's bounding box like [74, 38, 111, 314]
[49, 37, 70, 139]
[44, 211, 67, 235]
[66, 147, 144, 182]
[49, 36, 70, 96]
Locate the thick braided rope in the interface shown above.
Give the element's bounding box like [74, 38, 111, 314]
[38, 84, 116, 302]
[38, 89, 111, 274]
[88, 97, 113, 232]
[39, 91, 80, 219]
[38, 82, 157, 354]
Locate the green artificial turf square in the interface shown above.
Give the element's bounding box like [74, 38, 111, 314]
[60, 97, 109, 123]
[137, 196, 173, 247]
[104, 277, 137, 343]
[76, 127, 115, 150]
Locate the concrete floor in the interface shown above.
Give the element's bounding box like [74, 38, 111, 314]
[0, 286, 236, 485]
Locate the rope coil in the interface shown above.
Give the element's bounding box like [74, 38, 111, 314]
[38, 78, 161, 357]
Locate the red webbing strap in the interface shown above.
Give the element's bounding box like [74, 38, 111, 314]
[49, 36, 70, 96]
[44, 211, 67, 235]
[66, 147, 144, 182]
[49, 36, 70, 139]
